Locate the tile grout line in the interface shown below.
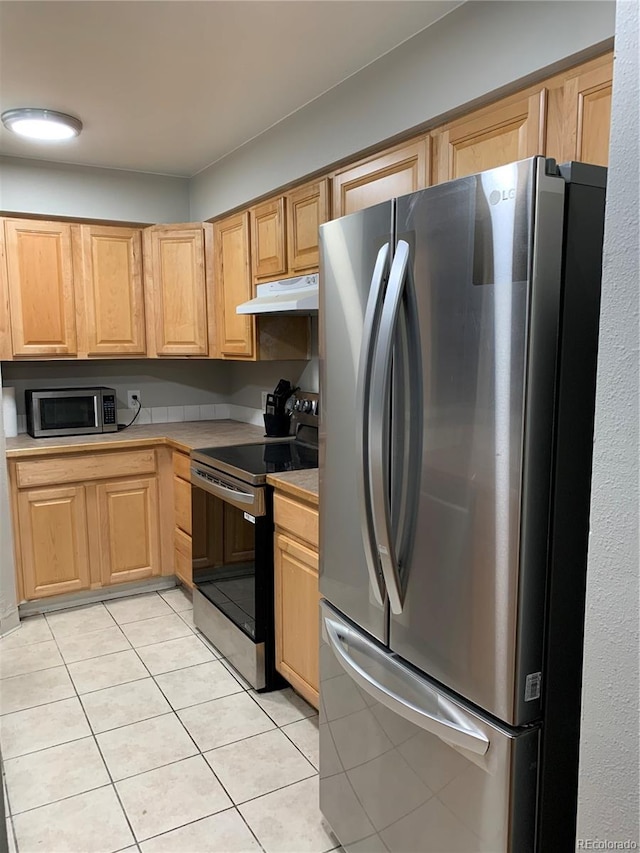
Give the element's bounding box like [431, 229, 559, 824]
[6, 592, 320, 851]
[111, 604, 269, 852]
[43, 611, 141, 851]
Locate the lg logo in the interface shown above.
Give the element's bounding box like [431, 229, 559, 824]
[489, 188, 516, 205]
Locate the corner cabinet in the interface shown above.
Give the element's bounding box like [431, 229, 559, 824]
[214, 212, 255, 359]
[143, 223, 214, 357]
[8, 449, 168, 602]
[2, 219, 78, 357]
[273, 488, 320, 709]
[213, 211, 311, 362]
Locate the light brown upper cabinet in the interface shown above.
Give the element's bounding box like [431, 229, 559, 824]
[332, 139, 429, 218]
[546, 53, 613, 168]
[3, 219, 77, 357]
[0, 227, 11, 359]
[251, 197, 287, 282]
[73, 224, 146, 356]
[214, 211, 255, 359]
[286, 178, 329, 274]
[143, 223, 213, 357]
[214, 211, 310, 362]
[431, 90, 547, 184]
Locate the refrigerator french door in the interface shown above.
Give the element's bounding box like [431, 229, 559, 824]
[318, 158, 606, 852]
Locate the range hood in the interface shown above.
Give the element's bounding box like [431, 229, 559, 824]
[236, 274, 318, 315]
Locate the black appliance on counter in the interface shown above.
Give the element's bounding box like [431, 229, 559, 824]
[189, 393, 318, 690]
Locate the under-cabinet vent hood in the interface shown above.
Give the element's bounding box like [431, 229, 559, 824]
[236, 274, 318, 314]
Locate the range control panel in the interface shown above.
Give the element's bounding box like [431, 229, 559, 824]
[290, 391, 319, 428]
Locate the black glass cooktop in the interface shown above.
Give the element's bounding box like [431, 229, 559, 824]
[193, 440, 318, 483]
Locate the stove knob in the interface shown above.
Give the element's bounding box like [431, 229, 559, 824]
[311, 400, 318, 415]
[302, 400, 312, 413]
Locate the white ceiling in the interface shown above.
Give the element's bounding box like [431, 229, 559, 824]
[0, 1, 460, 178]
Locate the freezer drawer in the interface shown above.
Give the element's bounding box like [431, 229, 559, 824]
[319, 602, 539, 853]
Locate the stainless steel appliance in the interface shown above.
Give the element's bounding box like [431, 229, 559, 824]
[190, 395, 319, 690]
[25, 387, 118, 438]
[318, 159, 606, 852]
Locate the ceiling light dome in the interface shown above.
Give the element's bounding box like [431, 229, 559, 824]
[1, 108, 82, 141]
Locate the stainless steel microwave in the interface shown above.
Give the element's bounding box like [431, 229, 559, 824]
[25, 387, 118, 438]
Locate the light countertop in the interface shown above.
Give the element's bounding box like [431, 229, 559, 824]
[267, 469, 319, 504]
[4, 420, 269, 458]
[6, 419, 320, 504]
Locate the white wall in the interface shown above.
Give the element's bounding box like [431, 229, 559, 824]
[576, 0, 640, 845]
[189, 0, 615, 220]
[0, 364, 19, 635]
[0, 156, 189, 223]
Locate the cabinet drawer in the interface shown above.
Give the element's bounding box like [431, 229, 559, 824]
[174, 527, 193, 587]
[15, 449, 157, 489]
[173, 451, 191, 482]
[174, 475, 192, 535]
[274, 492, 319, 548]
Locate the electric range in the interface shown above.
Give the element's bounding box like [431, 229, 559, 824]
[189, 396, 318, 691]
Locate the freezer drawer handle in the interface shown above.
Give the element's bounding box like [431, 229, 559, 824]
[368, 239, 410, 614]
[355, 242, 390, 607]
[322, 608, 490, 757]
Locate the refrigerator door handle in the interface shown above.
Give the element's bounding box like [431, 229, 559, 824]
[322, 605, 490, 756]
[355, 243, 390, 607]
[369, 239, 410, 614]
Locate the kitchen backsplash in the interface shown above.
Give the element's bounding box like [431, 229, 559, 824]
[12, 402, 264, 434]
[0, 358, 310, 434]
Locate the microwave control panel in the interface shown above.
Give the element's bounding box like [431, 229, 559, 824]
[102, 394, 117, 427]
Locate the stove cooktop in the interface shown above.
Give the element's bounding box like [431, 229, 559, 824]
[192, 440, 318, 485]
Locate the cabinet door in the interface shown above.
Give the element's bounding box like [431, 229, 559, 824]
[97, 477, 160, 585]
[332, 139, 428, 218]
[146, 226, 209, 356]
[286, 178, 329, 274]
[4, 219, 77, 356]
[174, 475, 192, 535]
[214, 212, 255, 359]
[563, 57, 613, 167]
[76, 225, 146, 356]
[251, 197, 287, 281]
[17, 485, 90, 599]
[174, 527, 193, 588]
[431, 90, 546, 184]
[274, 531, 320, 708]
[0, 225, 12, 359]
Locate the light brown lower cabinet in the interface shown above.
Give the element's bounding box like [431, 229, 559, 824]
[9, 449, 167, 602]
[17, 484, 91, 600]
[97, 477, 160, 586]
[273, 489, 320, 709]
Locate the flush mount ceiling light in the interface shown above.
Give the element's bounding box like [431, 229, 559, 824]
[1, 108, 82, 141]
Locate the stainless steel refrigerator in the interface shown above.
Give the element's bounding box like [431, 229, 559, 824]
[318, 157, 606, 852]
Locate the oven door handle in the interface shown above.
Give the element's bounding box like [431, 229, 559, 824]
[191, 467, 264, 515]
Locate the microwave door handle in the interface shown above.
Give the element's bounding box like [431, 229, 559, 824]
[322, 605, 490, 756]
[369, 240, 410, 615]
[356, 242, 390, 607]
[94, 395, 99, 428]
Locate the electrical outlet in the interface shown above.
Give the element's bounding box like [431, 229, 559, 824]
[127, 390, 141, 409]
[261, 391, 269, 410]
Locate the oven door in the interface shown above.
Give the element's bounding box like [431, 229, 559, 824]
[31, 390, 102, 437]
[190, 464, 274, 690]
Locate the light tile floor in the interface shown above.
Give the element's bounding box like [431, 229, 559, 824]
[1, 588, 340, 853]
